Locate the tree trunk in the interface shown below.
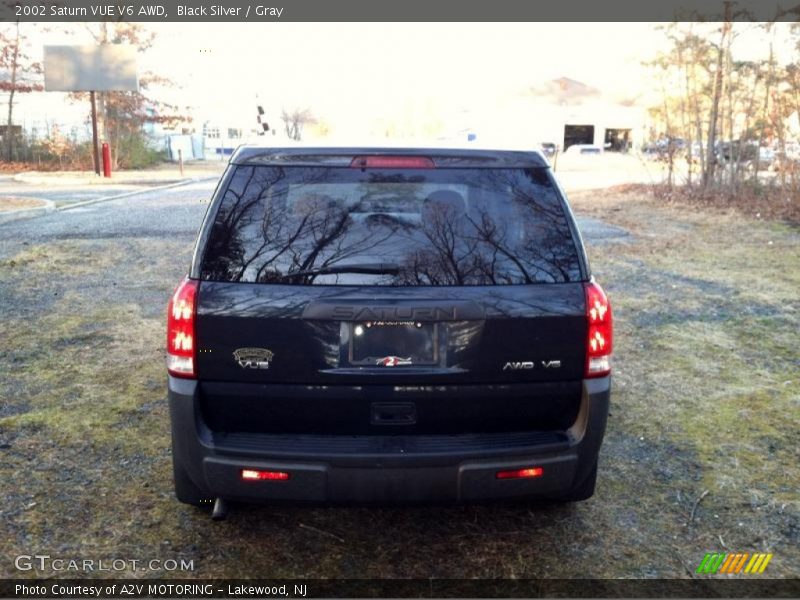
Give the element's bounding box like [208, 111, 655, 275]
[689, 40, 705, 179]
[5, 21, 21, 162]
[753, 47, 772, 185]
[726, 50, 736, 193]
[703, 0, 732, 190]
[678, 41, 692, 185]
[659, 71, 674, 189]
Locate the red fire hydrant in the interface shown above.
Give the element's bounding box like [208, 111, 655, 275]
[102, 142, 112, 178]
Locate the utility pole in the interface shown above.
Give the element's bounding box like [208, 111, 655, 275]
[90, 91, 100, 175]
[98, 23, 109, 154]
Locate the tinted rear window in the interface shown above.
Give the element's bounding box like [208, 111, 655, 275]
[200, 165, 582, 285]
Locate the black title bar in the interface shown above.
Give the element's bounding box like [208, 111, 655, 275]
[3, 578, 800, 598]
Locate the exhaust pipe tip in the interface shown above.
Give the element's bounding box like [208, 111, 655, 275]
[211, 497, 229, 521]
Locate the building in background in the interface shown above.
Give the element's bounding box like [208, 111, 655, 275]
[440, 77, 646, 153]
[521, 77, 644, 152]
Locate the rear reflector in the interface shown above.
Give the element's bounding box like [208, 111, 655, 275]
[350, 156, 435, 169]
[241, 469, 290, 481]
[496, 467, 544, 480]
[584, 281, 613, 378]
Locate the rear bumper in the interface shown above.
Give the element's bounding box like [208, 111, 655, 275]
[168, 377, 610, 504]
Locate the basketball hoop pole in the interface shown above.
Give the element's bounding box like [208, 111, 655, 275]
[90, 91, 100, 176]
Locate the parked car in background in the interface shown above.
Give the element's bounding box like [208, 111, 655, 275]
[642, 137, 685, 158]
[715, 140, 774, 171]
[771, 150, 800, 173]
[564, 144, 602, 155]
[686, 141, 703, 164]
[770, 143, 800, 172]
[758, 147, 775, 169]
[539, 142, 557, 158]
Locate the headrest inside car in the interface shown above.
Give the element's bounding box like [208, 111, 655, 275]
[422, 190, 466, 219]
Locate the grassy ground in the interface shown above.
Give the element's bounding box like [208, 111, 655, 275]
[0, 191, 798, 579]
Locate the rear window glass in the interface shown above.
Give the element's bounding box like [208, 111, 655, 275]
[200, 165, 582, 285]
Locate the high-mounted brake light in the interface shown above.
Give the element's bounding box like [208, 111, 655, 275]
[241, 469, 290, 481]
[584, 281, 612, 378]
[496, 467, 544, 480]
[350, 156, 435, 169]
[166, 277, 198, 378]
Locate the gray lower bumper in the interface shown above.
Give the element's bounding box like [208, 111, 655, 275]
[168, 376, 610, 504]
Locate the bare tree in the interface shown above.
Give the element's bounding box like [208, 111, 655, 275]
[0, 20, 42, 161]
[646, 11, 800, 221]
[281, 108, 316, 141]
[66, 23, 185, 168]
[703, 0, 733, 189]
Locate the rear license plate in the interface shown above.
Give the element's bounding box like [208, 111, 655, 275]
[349, 321, 438, 366]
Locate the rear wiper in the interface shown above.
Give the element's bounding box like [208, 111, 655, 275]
[277, 262, 400, 279]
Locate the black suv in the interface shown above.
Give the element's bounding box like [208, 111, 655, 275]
[167, 145, 612, 511]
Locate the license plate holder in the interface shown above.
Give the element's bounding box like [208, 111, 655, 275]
[348, 321, 438, 366]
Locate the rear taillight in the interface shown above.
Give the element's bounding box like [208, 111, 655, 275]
[350, 156, 435, 169]
[584, 281, 612, 378]
[166, 277, 198, 378]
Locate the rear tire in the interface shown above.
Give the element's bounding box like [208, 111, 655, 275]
[556, 461, 598, 502]
[172, 453, 209, 507]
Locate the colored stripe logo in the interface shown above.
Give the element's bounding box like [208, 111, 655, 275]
[696, 552, 773, 574]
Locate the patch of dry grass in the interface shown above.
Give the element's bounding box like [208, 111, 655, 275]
[571, 187, 799, 568]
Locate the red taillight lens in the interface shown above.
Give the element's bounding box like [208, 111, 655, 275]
[585, 281, 612, 378]
[166, 277, 198, 378]
[496, 467, 544, 480]
[350, 156, 435, 169]
[241, 469, 290, 481]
